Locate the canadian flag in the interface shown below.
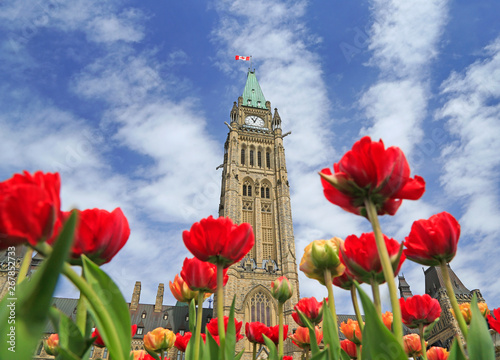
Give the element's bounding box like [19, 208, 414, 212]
[235, 55, 251, 61]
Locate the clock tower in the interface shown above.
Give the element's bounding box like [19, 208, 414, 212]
[217, 70, 300, 357]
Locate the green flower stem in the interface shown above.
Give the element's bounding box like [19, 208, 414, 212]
[304, 348, 309, 360]
[356, 344, 361, 359]
[418, 324, 428, 360]
[324, 269, 339, 340]
[278, 302, 284, 359]
[364, 199, 403, 346]
[439, 261, 468, 338]
[193, 291, 205, 360]
[370, 278, 382, 318]
[350, 284, 364, 332]
[17, 247, 33, 284]
[76, 288, 88, 335]
[252, 342, 257, 360]
[217, 263, 226, 360]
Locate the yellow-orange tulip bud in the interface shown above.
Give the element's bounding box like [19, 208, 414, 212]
[299, 238, 345, 285]
[169, 274, 210, 305]
[143, 327, 176, 353]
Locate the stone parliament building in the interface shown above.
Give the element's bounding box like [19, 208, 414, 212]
[1, 70, 498, 359]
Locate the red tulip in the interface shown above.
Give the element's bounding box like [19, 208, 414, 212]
[340, 232, 405, 284]
[174, 332, 205, 352]
[92, 324, 137, 347]
[180, 257, 227, 293]
[169, 274, 210, 305]
[340, 339, 358, 358]
[54, 208, 130, 265]
[245, 322, 269, 344]
[319, 136, 425, 217]
[130, 350, 157, 360]
[426, 346, 449, 360]
[0, 171, 61, 249]
[206, 316, 243, 342]
[292, 297, 324, 327]
[404, 212, 460, 266]
[267, 324, 288, 344]
[289, 326, 322, 350]
[44, 334, 59, 356]
[339, 319, 362, 344]
[282, 357, 293, 360]
[400, 294, 441, 328]
[183, 216, 254, 268]
[487, 308, 500, 333]
[332, 269, 355, 290]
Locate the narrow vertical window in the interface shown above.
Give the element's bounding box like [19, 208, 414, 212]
[261, 187, 265, 198]
[250, 150, 254, 166]
[266, 188, 270, 199]
[258, 151, 262, 167]
[266, 151, 271, 168]
[248, 186, 252, 197]
[241, 149, 245, 165]
[243, 185, 247, 196]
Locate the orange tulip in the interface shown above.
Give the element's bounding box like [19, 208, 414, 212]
[143, 327, 176, 353]
[339, 319, 362, 345]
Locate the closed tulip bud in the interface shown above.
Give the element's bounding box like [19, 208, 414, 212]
[427, 346, 449, 360]
[403, 334, 424, 357]
[271, 276, 293, 303]
[169, 274, 210, 305]
[292, 297, 324, 327]
[339, 319, 363, 345]
[44, 334, 59, 356]
[143, 327, 176, 353]
[300, 238, 345, 285]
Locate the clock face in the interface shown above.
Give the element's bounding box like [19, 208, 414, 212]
[245, 115, 265, 127]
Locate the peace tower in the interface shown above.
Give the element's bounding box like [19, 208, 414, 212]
[216, 70, 301, 357]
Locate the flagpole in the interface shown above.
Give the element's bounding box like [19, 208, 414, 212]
[250, 55, 253, 72]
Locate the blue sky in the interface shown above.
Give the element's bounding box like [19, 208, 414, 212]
[1, 0, 500, 314]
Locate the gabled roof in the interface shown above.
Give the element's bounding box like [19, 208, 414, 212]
[425, 265, 470, 298]
[242, 71, 267, 109]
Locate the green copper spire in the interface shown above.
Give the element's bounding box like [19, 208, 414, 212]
[242, 71, 267, 109]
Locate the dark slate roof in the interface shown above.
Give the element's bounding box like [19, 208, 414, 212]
[45, 298, 213, 337]
[425, 265, 470, 298]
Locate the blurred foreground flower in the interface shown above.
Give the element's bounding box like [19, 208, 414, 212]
[404, 212, 460, 266]
[487, 307, 500, 333]
[319, 136, 425, 217]
[44, 334, 59, 356]
[183, 215, 254, 268]
[0, 171, 61, 249]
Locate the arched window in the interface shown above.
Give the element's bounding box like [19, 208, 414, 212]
[249, 150, 254, 166]
[257, 151, 262, 167]
[243, 185, 247, 196]
[249, 291, 272, 325]
[261, 187, 265, 198]
[241, 149, 245, 165]
[266, 151, 271, 168]
[248, 185, 252, 197]
[266, 187, 270, 199]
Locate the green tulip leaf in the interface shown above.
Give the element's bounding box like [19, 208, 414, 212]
[0, 211, 76, 360]
[467, 294, 495, 360]
[448, 337, 467, 360]
[355, 283, 407, 360]
[204, 330, 219, 360]
[82, 255, 131, 360]
[224, 296, 237, 360]
[144, 348, 161, 360]
[310, 347, 329, 360]
[52, 307, 88, 358]
[340, 348, 351, 360]
[322, 299, 341, 359]
[234, 349, 245, 360]
[263, 334, 278, 360]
